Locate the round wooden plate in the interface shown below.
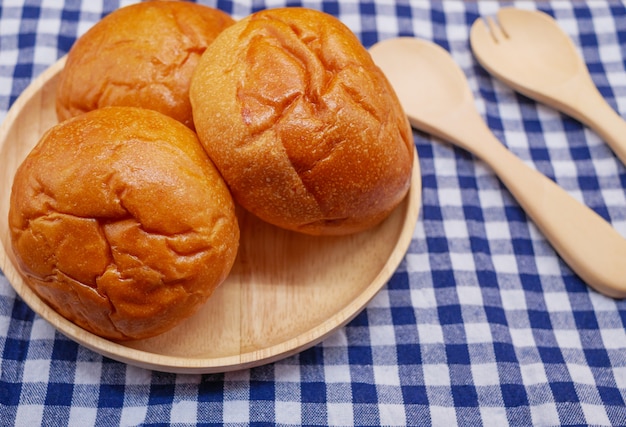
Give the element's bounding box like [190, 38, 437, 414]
[0, 57, 421, 373]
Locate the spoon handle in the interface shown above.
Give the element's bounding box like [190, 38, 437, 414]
[448, 110, 626, 298]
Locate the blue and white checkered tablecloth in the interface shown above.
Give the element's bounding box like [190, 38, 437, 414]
[2, 0, 626, 425]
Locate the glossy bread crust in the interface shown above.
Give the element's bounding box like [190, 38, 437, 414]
[190, 8, 414, 235]
[55, 1, 235, 130]
[9, 107, 240, 340]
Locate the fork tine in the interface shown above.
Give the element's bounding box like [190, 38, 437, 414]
[486, 16, 509, 43]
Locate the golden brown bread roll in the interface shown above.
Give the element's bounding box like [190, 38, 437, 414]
[56, 1, 235, 130]
[9, 107, 240, 341]
[190, 7, 414, 235]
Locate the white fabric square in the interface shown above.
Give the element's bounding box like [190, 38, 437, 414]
[417, 324, 444, 344]
[275, 364, 301, 383]
[520, 363, 549, 386]
[484, 221, 512, 239]
[450, 252, 476, 272]
[433, 156, 458, 178]
[479, 406, 508, 426]
[378, 403, 407, 426]
[373, 365, 400, 386]
[73, 362, 101, 385]
[423, 364, 450, 386]
[500, 289, 528, 311]
[327, 402, 353, 426]
[534, 255, 561, 277]
[223, 400, 250, 424]
[170, 399, 198, 424]
[491, 254, 519, 274]
[553, 329, 582, 349]
[68, 406, 98, 427]
[438, 187, 463, 207]
[471, 363, 501, 386]
[33, 45, 58, 67]
[120, 405, 148, 427]
[581, 402, 611, 427]
[509, 328, 536, 348]
[567, 364, 596, 385]
[410, 286, 437, 309]
[464, 323, 492, 344]
[479, 189, 507, 208]
[444, 219, 469, 239]
[543, 291, 572, 313]
[15, 404, 43, 427]
[275, 401, 301, 425]
[430, 405, 457, 426]
[124, 365, 151, 385]
[370, 325, 397, 346]
[456, 285, 484, 306]
[22, 359, 50, 383]
[406, 253, 430, 275]
[600, 328, 626, 349]
[30, 317, 56, 341]
[530, 402, 561, 426]
[324, 364, 351, 384]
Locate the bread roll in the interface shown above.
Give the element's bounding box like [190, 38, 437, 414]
[190, 7, 414, 235]
[56, 1, 234, 130]
[9, 107, 239, 340]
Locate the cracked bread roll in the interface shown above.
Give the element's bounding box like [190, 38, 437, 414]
[8, 107, 240, 341]
[56, 1, 234, 130]
[190, 8, 414, 235]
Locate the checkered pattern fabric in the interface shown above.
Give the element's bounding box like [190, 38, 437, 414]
[2, 0, 626, 425]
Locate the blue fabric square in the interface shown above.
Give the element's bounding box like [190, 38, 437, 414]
[598, 386, 625, 405]
[493, 342, 517, 363]
[45, 382, 74, 406]
[402, 385, 429, 405]
[426, 237, 449, 254]
[2, 338, 29, 361]
[352, 382, 377, 403]
[484, 306, 508, 325]
[391, 306, 416, 325]
[528, 310, 552, 329]
[98, 385, 125, 408]
[583, 349, 611, 368]
[51, 339, 79, 361]
[0, 381, 21, 405]
[438, 305, 463, 325]
[250, 381, 275, 401]
[538, 346, 565, 364]
[550, 382, 579, 403]
[397, 344, 422, 365]
[446, 344, 470, 365]
[501, 384, 529, 407]
[348, 346, 373, 365]
[301, 382, 326, 403]
[451, 385, 479, 407]
[21, 5, 41, 19]
[573, 310, 600, 329]
[431, 270, 456, 288]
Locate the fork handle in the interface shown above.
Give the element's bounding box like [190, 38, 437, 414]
[538, 72, 626, 167]
[462, 117, 626, 298]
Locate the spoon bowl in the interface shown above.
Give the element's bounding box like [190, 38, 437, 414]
[370, 37, 626, 298]
[470, 8, 626, 166]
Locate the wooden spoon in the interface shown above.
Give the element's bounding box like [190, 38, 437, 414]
[470, 8, 626, 166]
[369, 37, 626, 298]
